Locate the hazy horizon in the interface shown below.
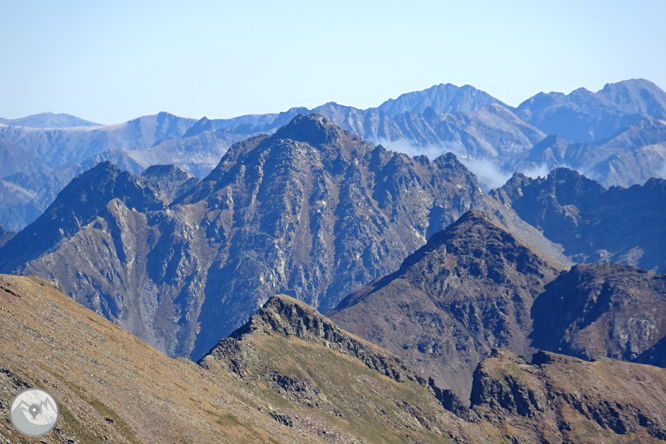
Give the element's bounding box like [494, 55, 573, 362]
[2, 1, 665, 125]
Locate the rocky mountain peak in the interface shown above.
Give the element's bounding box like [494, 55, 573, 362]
[273, 113, 353, 147]
[493, 167, 606, 212]
[182, 116, 213, 138]
[597, 78, 666, 117]
[400, 208, 560, 276]
[200, 294, 426, 385]
[0, 161, 159, 273]
[228, 293, 346, 341]
[377, 82, 506, 116]
[329, 210, 563, 400]
[137, 164, 199, 205]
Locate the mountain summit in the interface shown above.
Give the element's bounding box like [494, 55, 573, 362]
[0, 114, 490, 360]
[378, 83, 507, 116]
[329, 209, 563, 400]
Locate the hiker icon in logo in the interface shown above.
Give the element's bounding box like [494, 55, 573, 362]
[9, 388, 59, 437]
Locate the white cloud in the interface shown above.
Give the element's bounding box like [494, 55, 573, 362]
[460, 158, 512, 190]
[519, 163, 550, 179]
[373, 137, 513, 190]
[373, 138, 463, 160]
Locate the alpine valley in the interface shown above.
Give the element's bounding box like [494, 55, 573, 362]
[2, 79, 666, 443]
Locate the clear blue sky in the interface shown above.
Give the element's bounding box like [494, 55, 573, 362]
[1, 0, 665, 125]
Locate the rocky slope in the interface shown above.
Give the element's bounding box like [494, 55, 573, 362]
[4, 274, 666, 443]
[470, 349, 666, 443]
[531, 263, 666, 363]
[0, 115, 498, 360]
[492, 167, 666, 272]
[328, 210, 563, 400]
[0, 274, 315, 443]
[200, 294, 484, 441]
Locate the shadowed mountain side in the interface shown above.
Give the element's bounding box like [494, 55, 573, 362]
[328, 210, 563, 400]
[492, 168, 666, 273]
[636, 336, 666, 368]
[531, 263, 666, 362]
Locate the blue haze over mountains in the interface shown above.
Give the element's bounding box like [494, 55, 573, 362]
[2, 79, 666, 365]
[2, 79, 666, 232]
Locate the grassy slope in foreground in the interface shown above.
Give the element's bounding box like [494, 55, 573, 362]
[0, 275, 489, 443]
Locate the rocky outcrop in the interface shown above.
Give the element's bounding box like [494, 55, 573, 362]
[199, 293, 485, 440]
[201, 294, 426, 386]
[492, 168, 666, 272]
[530, 263, 666, 362]
[470, 349, 666, 443]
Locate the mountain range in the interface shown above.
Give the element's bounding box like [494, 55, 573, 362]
[3, 113, 666, 367]
[3, 79, 665, 231]
[3, 270, 666, 443]
[3, 80, 666, 441]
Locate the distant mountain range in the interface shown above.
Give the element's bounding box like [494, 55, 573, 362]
[0, 112, 100, 128]
[2, 79, 665, 230]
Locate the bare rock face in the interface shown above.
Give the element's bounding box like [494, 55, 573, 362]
[328, 210, 563, 400]
[493, 167, 666, 273]
[184, 114, 488, 359]
[470, 349, 666, 443]
[0, 114, 490, 360]
[530, 263, 666, 362]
